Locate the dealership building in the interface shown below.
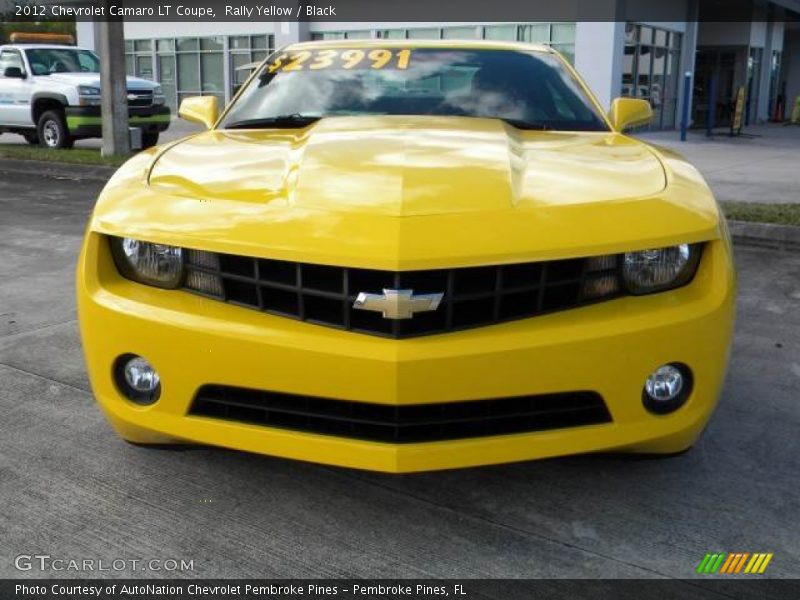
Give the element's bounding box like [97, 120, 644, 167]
[74, 0, 800, 130]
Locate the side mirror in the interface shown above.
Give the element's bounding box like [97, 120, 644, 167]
[608, 97, 652, 132]
[178, 96, 219, 130]
[3, 66, 26, 79]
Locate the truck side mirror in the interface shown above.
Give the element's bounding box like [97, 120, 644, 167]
[3, 67, 26, 79]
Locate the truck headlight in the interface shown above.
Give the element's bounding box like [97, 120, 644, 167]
[78, 85, 102, 106]
[153, 85, 166, 105]
[622, 244, 702, 294]
[109, 237, 184, 289]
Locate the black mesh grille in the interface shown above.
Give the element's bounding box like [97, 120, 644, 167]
[183, 252, 622, 338]
[190, 385, 612, 444]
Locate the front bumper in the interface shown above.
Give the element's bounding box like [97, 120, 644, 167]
[77, 233, 735, 473]
[66, 105, 171, 138]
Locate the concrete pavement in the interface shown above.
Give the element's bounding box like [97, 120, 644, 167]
[0, 165, 799, 584]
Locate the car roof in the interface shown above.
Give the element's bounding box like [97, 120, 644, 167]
[287, 39, 553, 53]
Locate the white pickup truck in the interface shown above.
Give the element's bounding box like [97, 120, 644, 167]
[0, 44, 170, 148]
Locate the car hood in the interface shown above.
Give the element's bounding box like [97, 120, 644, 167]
[94, 115, 721, 269]
[44, 72, 158, 90]
[148, 115, 667, 216]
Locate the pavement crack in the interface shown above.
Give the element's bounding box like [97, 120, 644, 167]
[0, 361, 91, 395]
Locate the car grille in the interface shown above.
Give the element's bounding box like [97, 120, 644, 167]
[127, 89, 153, 107]
[189, 385, 612, 444]
[183, 252, 622, 338]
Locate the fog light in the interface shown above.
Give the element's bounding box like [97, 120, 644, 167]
[642, 363, 692, 414]
[114, 354, 161, 405]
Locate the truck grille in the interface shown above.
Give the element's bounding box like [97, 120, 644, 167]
[189, 385, 612, 444]
[126, 89, 153, 107]
[183, 252, 622, 338]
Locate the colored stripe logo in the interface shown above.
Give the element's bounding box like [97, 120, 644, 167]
[697, 552, 773, 574]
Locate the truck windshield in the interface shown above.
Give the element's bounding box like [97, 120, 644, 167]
[24, 48, 100, 75]
[222, 47, 609, 132]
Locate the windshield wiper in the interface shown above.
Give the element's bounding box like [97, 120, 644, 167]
[225, 114, 321, 130]
[502, 119, 550, 131]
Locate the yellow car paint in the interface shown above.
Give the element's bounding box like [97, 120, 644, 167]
[77, 41, 736, 472]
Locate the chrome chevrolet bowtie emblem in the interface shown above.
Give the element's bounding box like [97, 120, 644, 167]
[353, 289, 444, 320]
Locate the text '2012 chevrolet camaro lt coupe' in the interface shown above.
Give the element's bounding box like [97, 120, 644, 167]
[77, 40, 735, 473]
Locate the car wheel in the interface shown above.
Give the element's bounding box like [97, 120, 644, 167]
[37, 110, 74, 149]
[141, 132, 160, 149]
[23, 131, 39, 145]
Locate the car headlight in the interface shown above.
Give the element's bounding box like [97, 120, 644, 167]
[622, 243, 702, 294]
[78, 85, 101, 96]
[109, 237, 184, 289]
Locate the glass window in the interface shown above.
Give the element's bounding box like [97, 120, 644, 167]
[200, 37, 224, 51]
[0, 50, 24, 74]
[134, 40, 152, 52]
[483, 25, 517, 41]
[177, 53, 199, 90]
[224, 48, 609, 132]
[24, 48, 100, 75]
[621, 24, 682, 129]
[136, 55, 154, 80]
[378, 30, 406, 39]
[125, 54, 134, 76]
[157, 39, 174, 53]
[519, 24, 550, 43]
[345, 31, 372, 39]
[201, 53, 224, 93]
[406, 28, 440, 39]
[252, 35, 268, 49]
[624, 24, 638, 44]
[158, 54, 177, 110]
[442, 26, 477, 40]
[551, 23, 575, 44]
[230, 36, 250, 50]
[177, 38, 199, 52]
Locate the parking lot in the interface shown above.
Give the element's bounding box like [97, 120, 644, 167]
[0, 162, 798, 582]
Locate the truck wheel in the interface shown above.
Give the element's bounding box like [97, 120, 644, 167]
[141, 132, 160, 149]
[37, 110, 74, 149]
[23, 131, 39, 145]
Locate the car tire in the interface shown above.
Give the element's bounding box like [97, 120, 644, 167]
[23, 131, 39, 145]
[141, 132, 160, 149]
[37, 110, 74, 149]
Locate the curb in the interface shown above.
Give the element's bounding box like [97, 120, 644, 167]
[728, 220, 800, 252]
[0, 157, 117, 183]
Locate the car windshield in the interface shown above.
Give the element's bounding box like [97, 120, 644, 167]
[24, 48, 100, 75]
[221, 47, 609, 131]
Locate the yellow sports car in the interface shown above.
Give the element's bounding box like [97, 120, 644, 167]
[77, 40, 735, 472]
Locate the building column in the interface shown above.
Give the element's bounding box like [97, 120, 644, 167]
[574, 21, 625, 111]
[676, 0, 699, 130]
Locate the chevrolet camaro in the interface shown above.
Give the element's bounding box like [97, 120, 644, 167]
[77, 40, 736, 472]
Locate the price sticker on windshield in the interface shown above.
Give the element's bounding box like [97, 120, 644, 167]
[267, 48, 412, 73]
